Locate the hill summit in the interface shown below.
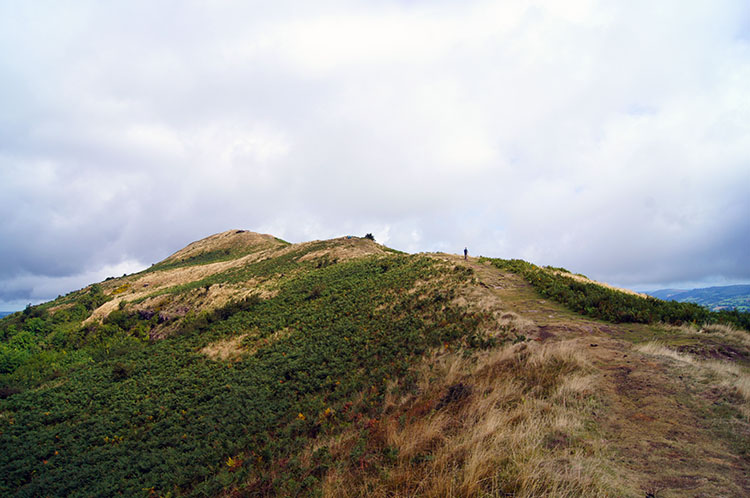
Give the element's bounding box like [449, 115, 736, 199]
[1, 231, 750, 496]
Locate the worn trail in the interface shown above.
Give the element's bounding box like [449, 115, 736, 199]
[431, 254, 750, 497]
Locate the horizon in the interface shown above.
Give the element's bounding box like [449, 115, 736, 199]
[1, 230, 749, 312]
[2, 1, 749, 310]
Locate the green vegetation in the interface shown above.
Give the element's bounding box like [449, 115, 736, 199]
[149, 247, 240, 271]
[149, 242, 288, 274]
[649, 285, 750, 312]
[482, 258, 750, 331]
[3, 234, 747, 497]
[0, 285, 114, 387]
[0, 251, 497, 496]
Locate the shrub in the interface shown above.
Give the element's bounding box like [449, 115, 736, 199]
[483, 258, 749, 330]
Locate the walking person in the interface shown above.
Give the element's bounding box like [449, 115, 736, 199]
[464, 247, 468, 260]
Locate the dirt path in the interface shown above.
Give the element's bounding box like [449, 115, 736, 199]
[430, 254, 750, 497]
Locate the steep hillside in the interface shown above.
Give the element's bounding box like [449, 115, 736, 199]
[1, 232, 750, 496]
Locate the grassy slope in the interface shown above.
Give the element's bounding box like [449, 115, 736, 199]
[0, 233, 491, 496]
[1, 234, 749, 496]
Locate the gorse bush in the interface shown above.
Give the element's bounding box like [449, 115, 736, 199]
[0, 254, 491, 496]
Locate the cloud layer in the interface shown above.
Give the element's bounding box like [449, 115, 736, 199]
[2, 0, 749, 308]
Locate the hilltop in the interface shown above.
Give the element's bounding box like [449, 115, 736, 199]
[1, 231, 750, 496]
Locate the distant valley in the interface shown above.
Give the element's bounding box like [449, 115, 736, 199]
[646, 284, 750, 312]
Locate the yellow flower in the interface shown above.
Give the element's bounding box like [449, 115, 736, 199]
[297, 412, 306, 421]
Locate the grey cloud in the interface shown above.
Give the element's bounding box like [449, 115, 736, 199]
[1, 0, 749, 309]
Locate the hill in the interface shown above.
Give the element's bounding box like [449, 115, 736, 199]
[648, 284, 750, 312]
[1, 231, 750, 496]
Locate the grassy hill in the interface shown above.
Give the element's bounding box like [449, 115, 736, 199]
[1, 231, 750, 496]
[648, 285, 750, 312]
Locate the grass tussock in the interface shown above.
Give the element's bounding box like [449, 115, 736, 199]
[320, 340, 624, 497]
[699, 322, 750, 348]
[637, 341, 750, 418]
[495, 311, 538, 338]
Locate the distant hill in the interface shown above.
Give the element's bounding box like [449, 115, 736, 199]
[0, 312, 14, 319]
[646, 284, 750, 312]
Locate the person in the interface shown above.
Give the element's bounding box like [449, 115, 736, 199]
[464, 247, 468, 260]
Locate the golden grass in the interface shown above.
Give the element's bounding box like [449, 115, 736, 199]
[321, 340, 625, 497]
[86, 263, 268, 323]
[87, 234, 380, 328]
[699, 322, 750, 348]
[200, 328, 292, 361]
[296, 237, 386, 262]
[495, 311, 538, 337]
[550, 271, 648, 299]
[636, 342, 696, 364]
[161, 229, 282, 264]
[200, 334, 250, 361]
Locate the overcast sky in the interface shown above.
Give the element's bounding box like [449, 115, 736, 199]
[1, 0, 749, 310]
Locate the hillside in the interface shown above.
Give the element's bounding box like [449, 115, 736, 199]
[648, 285, 750, 312]
[2, 231, 750, 497]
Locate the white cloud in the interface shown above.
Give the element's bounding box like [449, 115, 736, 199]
[1, 0, 749, 307]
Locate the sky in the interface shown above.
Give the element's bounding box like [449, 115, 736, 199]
[1, 0, 749, 310]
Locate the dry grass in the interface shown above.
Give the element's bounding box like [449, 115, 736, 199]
[200, 334, 250, 361]
[296, 237, 386, 263]
[200, 328, 293, 361]
[161, 229, 283, 264]
[637, 341, 750, 418]
[552, 271, 648, 299]
[495, 311, 538, 337]
[84, 230, 290, 324]
[86, 263, 268, 323]
[636, 342, 696, 364]
[699, 322, 750, 348]
[320, 340, 626, 497]
[87, 235, 380, 328]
